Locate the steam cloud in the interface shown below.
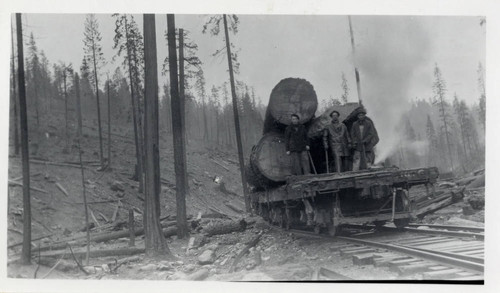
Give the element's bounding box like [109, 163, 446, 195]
[353, 17, 430, 164]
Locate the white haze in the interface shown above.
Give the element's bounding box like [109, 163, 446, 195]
[353, 16, 431, 163]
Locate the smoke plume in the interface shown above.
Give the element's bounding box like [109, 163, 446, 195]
[353, 16, 430, 164]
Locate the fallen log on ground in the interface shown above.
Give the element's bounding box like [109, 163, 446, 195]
[55, 182, 69, 197]
[35, 223, 178, 253]
[8, 233, 55, 249]
[467, 174, 485, 189]
[455, 176, 478, 186]
[37, 257, 78, 273]
[224, 202, 244, 214]
[8, 180, 48, 194]
[30, 159, 95, 171]
[39, 247, 145, 260]
[203, 219, 247, 237]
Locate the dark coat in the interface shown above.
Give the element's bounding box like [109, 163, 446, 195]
[350, 117, 379, 152]
[323, 122, 351, 156]
[284, 124, 310, 152]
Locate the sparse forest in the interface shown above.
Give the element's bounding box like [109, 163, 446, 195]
[7, 14, 486, 282]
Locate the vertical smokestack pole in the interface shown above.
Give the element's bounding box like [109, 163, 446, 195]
[348, 16, 363, 106]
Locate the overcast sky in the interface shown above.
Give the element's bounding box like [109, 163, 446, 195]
[17, 14, 485, 108]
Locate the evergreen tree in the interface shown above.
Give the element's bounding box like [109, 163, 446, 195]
[477, 62, 485, 131]
[83, 14, 106, 168]
[26, 32, 41, 128]
[432, 64, 454, 172]
[426, 115, 439, 167]
[113, 13, 146, 191]
[194, 69, 209, 141]
[452, 93, 469, 164]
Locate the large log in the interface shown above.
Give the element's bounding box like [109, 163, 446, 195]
[203, 219, 247, 237]
[247, 133, 293, 188]
[307, 103, 360, 139]
[263, 78, 318, 133]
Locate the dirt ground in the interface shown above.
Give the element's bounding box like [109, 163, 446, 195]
[6, 112, 485, 281]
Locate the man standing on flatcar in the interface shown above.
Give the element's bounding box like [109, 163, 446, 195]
[285, 114, 311, 175]
[351, 108, 379, 171]
[323, 110, 351, 173]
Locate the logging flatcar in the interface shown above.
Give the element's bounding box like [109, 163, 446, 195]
[249, 165, 439, 235]
[246, 77, 440, 235]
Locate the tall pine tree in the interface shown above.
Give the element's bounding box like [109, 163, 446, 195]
[83, 14, 106, 168]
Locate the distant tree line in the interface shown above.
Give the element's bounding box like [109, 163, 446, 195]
[9, 16, 265, 162]
[387, 63, 485, 175]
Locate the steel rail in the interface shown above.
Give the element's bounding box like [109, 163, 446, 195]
[396, 244, 483, 264]
[401, 227, 484, 240]
[343, 223, 484, 240]
[407, 223, 484, 233]
[337, 236, 484, 273]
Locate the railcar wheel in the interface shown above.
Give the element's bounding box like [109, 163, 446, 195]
[394, 218, 410, 230]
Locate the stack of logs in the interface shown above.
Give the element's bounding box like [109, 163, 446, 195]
[246, 77, 362, 190]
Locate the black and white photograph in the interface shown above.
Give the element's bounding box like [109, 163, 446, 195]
[1, 0, 498, 291]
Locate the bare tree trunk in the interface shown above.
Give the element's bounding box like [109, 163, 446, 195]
[63, 71, 69, 150]
[202, 96, 208, 142]
[11, 24, 20, 155]
[216, 109, 220, 145]
[439, 101, 454, 173]
[91, 46, 104, 168]
[131, 32, 146, 192]
[74, 73, 91, 265]
[124, 16, 144, 193]
[143, 14, 171, 256]
[178, 29, 190, 195]
[34, 72, 40, 130]
[223, 15, 250, 213]
[107, 76, 112, 168]
[16, 13, 31, 265]
[167, 14, 189, 239]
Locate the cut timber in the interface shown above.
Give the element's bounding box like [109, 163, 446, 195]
[8, 180, 48, 194]
[307, 103, 360, 139]
[203, 219, 247, 237]
[55, 182, 69, 197]
[247, 133, 293, 188]
[39, 247, 145, 260]
[211, 159, 230, 171]
[35, 223, 178, 253]
[225, 202, 243, 213]
[89, 209, 101, 227]
[264, 78, 318, 130]
[30, 159, 96, 171]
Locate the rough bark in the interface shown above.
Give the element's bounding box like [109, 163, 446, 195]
[202, 219, 247, 237]
[167, 15, 189, 239]
[74, 72, 91, 265]
[178, 28, 190, 196]
[11, 24, 19, 155]
[143, 13, 171, 257]
[124, 16, 144, 193]
[16, 13, 32, 265]
[107, 76, 112, 168]
[223, 14, 251, 213]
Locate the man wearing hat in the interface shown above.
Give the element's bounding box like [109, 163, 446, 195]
[350, 108, 379, 171]
[285, 114, 311, 175]
[323, 110, 351, 173]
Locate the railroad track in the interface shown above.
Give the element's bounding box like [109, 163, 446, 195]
[287, 224, 484, 281]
